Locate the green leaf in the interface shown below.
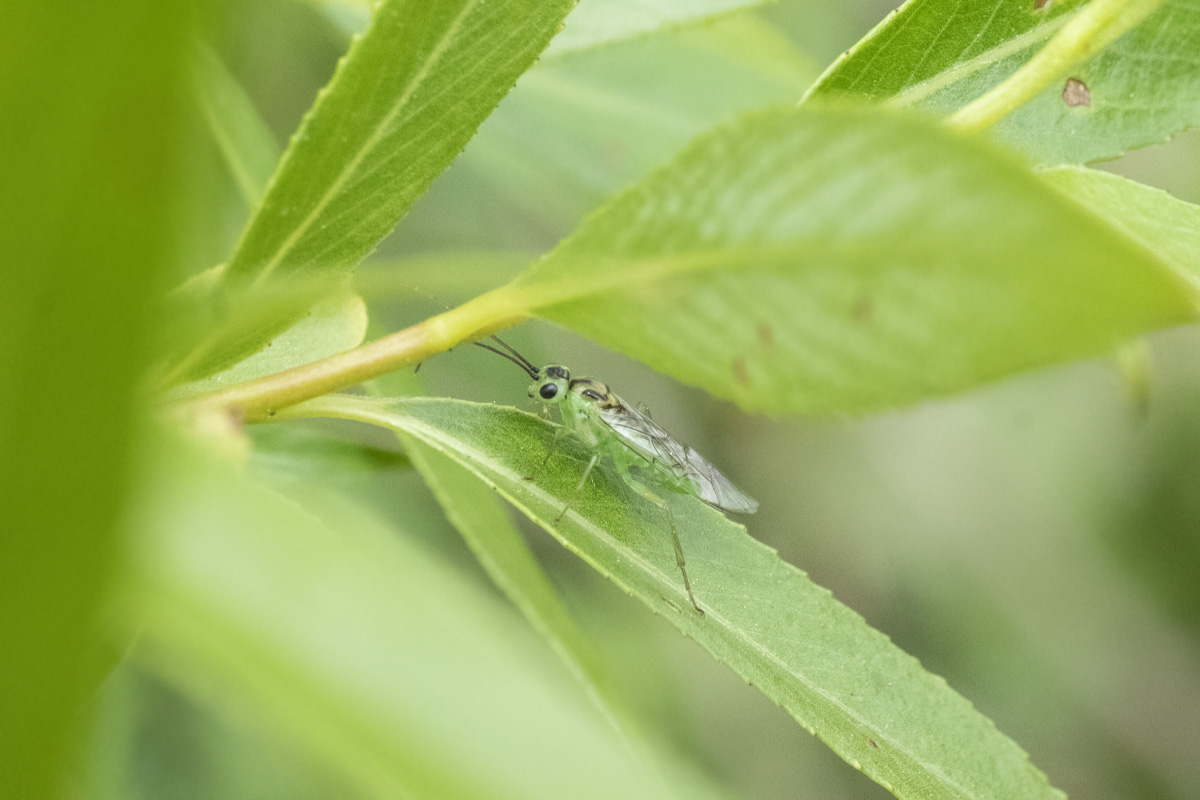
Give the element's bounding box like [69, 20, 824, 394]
[450, 15, 816, 237]
[291, 394, 1066, 800]
[170, 292, 368, 398]
[193, 44, 280, 209]
[403, 435, 630, 738]
[123, 442, 727, 800]
[499, 105, 1198, 415]
[224, 0, 575, 285]
[248, 423, 411, 481]
[356, 251, 535, 304]
[0, 2, 190, 797]
[306, 0, 774, 55]
[805, 0, 1200, 164]
[161, 274, 358, 386]
[305, 0, 373, 35]
[545, 0, 771, 56]
[1040, 165, 1200, 286]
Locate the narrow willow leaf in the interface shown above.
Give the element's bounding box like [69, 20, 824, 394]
[125, 444, 726, 800]
[546, 0, 770, 56]
[168, 292, 368, 396]
[0, 2, 189, 797]
[161, 275, 350, 386]
[403, 436, 631, 740]
[192, 45, 280, 209]
[248, 423, 411, 481]
[452, 16, 815, 237]
[224, 0, 574, 285]
[805, 0, 1200, 164]
[294, 394, 1066, 800]
[502, 106, 1197, 415]
[1040, 166, 1200, 286]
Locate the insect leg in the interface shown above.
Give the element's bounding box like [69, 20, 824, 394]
[615, 462, 702, 616]
[554, 452, 599, 524]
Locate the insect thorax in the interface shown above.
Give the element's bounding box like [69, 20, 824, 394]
[569, 377, 621, 411]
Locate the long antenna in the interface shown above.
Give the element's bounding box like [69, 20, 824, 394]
[488, 335, 538, 375]
[474, 337, 538, 379]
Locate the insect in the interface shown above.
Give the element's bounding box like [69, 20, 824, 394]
[477, 338, 758, 615]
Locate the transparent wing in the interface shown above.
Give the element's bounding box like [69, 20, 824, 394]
[598, 398, 758, 514]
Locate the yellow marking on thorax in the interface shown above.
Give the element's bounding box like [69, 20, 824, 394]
[570, 378, 622, 410]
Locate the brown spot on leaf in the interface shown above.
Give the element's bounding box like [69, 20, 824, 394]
[1062, 77, 1091, 107]
[1034, 0, 1051, 9]
[756, 322, 775, 349]
[851, 294, 874, 323]
[868, 738, 879, 748]
[732, 357, 750, 386]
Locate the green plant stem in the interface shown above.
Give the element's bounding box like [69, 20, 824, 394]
[947, 0, 1167, 131]
[172, 246, 762, 422]
[177, 285, 530, 423]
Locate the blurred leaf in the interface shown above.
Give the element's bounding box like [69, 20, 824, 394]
[456, 15, 816, 236]
[805, 0, 1200, 164]
[173, 261, 229, 298]
[224, 0, 575, 285]
[1113, 337, 1153, 416]
[84, 665, 362, 800]
[356, 251, 535, 304]
[497, 105, 1197, 415]
[292, 394, 1066, 800]
[170, 293, 368, 398]
[193, 44, 280, 209]
[123, 442, 726, 800]
[248, 423, 410, 482]
[170, 38, 338, 388]
[305, 0, 373, 35]
[404, 436, 630, 738]
[547, 0, 772, 56]
[161, 274, 351, 386]
[0, 1, 189, 797]
[305, 0, 773, 56]
[1108, 386, 1200, 640]
[1040, 165, 1200, 286]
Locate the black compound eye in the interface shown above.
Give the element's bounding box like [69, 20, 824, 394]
[539, 382, 559, 400]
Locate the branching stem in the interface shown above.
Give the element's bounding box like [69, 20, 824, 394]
[176, 0, 1168, 424]
[176, 284, 529, 423]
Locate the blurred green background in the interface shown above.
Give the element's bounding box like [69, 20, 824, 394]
[13, 0, 1200, 798]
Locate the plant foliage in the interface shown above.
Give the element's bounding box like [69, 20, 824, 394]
[9, 1, 1200, 799]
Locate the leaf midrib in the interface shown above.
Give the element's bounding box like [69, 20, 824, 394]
[509, 240, 896, 314]
[892, 11, 1072, 107]
[248, 0, 482, 284]
[504, 213, 1168, 319]
[802, 6, 1076, 108]
[306, 394, 999, 800]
